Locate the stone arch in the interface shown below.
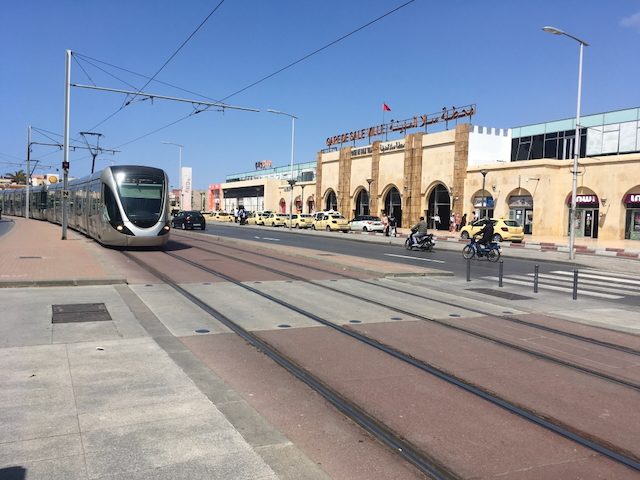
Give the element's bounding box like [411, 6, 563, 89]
[323, 188, 338, 211]
[565, 186, 599, 239]
[352, 185, 370, 217]
[426, 182, 451, 230]
[506, 187, 534, 234]
[380, 184, 402, 227]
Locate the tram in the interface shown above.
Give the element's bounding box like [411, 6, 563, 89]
[0, 165, 171, 247]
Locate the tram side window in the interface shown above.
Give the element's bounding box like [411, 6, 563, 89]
[103, 185, 122, 223]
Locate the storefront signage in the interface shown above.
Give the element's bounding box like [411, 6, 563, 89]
[624, 193, 640, 204]
[326, 104, 476, 147]
[351, 146, 373, 157]
[380, 141, 405, 153]
[566, 194, 599, 206]
[255, 160, 272, 170]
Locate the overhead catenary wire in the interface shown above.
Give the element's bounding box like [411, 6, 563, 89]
[75, 0, 417, 153]
[80, 0, 226, 133]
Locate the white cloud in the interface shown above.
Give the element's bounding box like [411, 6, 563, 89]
[620, 11, 640, 30]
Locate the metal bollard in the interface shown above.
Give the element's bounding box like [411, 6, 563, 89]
[573, 269, 578, 300]
[466, 257, 471, 282]
[498, 260, 504, 287]
[533, 264, 539, 293]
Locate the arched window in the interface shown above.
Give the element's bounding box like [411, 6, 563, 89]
[383, 186, 402, 227]
[325, 190, 337, 211]
[355, 189, 369, 216]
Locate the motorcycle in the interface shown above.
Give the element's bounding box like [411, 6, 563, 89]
[404, 232, 435, 252]
[462, 237, 501, 262]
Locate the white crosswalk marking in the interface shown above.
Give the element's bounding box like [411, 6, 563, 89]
[483, 276, 624, 299]
[482, 268, 640, 299]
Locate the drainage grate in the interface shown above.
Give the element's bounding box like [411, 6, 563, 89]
[317, 253, 335, 256]
[19, 256, 43, 259]
[465, 288, 532, 300]
[52, 303, 112, 323]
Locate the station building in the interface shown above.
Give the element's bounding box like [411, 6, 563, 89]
[215, 106, 640, 242]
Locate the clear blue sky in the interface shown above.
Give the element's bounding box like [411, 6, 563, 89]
[2, 0, 640, 189]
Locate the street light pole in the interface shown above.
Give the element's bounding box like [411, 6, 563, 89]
[162, 141, 184, 210]
[366, 178, 373, 215]
[543, 26, 589, 261]
[480, 169, 488, 218]
[267, 109, 298, 229]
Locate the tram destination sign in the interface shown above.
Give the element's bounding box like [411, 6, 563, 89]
[326, 104, 476, 147]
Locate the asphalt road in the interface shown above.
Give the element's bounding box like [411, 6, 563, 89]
[204, 223, 583, 277]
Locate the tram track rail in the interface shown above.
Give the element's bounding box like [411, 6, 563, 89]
[175, 233, 640, 392]
[187, 232, 640, 357]
[123, 244, 640, 474]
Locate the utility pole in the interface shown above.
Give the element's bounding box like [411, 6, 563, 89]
[62, 49, 71, 240]
[26, 126, 31, 220]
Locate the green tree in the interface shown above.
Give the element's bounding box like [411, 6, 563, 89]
[5, 170, 27, 185]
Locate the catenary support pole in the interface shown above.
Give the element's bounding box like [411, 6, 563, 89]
[26, 125, 31, 220]
[498, 260, 503, 287]
[573, 269, 579, 300]
[62, 50, 71, 240]
[534, 264, 539, 293]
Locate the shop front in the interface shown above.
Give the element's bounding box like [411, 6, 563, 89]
[624, 193, 640, 240]
[507, 194, 534, 235]
[567, 194, 599, 238]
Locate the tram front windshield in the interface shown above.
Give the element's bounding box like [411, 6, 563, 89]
[113, 167, 165, 227]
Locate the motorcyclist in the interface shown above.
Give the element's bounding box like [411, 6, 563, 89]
[474, 219, 495, 247]
[409, 216, 429, 246]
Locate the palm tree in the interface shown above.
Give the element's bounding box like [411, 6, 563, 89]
[5, 170, 27, 185]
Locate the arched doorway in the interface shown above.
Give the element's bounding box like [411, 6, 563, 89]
[383, 186, 402, 227]
[279, 198, 286, 214]
[623, 187, 640, 240]
[308, 196, 315, 214]
[427, 184, 450, 230]
[354, 189, 369, 217]
[325, 190, 337, 211]
[507, 190, 534, 235]
[566, 189, 599, 239]
[473, 192, 494, 220]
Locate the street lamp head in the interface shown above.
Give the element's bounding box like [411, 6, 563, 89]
[542, 26, 564, 35]
[480, 169, 489, 177]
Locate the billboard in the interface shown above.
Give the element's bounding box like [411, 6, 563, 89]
[181, 167, 192, 211]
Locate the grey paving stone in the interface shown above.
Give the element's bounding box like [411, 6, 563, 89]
[0, 400, 79, 444]
[0, 454, 88, 480]
[52, 321, 122, 344]
[82, 415, 261, 478]
[93, 453, 276, 480]
[0, 433, 82, 466]
[186, 372, 244, 405]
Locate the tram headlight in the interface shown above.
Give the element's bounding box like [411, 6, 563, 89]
[110, 223, 134, 235]
[157, 221, 171, 236]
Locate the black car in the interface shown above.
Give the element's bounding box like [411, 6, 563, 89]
[171, 211, 206, 230]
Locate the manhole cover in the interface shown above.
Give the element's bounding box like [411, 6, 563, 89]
[449, 314, 461, 318]
[390, 317, 403, 321]
[317, 253, 335, 256]
[466, 288, 532, 300]
[52, 303, 112, 323]
[195, 329, 210, 334]
[349, 320, 362, 324]
[277, 324, 291, 328]
[19, 256, 43, 259]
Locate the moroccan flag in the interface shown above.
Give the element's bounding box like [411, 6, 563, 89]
[383, 103, 391, 111]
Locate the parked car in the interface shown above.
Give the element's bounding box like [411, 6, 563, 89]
[265, 212, 287, 227]
[211, 211, 234, 222]
[284, 213, 314, 229]
[349, 215, 384, 232]
[254, 211, 272, 226]
[313, 212, 349, 232]
[171, 211, 206, 230]
[459, 218, 524, 243]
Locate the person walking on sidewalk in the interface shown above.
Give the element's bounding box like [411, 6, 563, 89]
[388, 213, 397, 237]
[382, 211, 389, 236]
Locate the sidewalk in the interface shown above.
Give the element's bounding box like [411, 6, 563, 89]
[0, 217, 320, 480]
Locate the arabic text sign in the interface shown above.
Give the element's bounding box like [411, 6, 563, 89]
[326, 105, 476, 147]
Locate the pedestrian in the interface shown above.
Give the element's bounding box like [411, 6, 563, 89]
[449, 213, 456, 232]
[382, 211, 389, 236]
[455, 212, 461, 232]
[460, 213, 467, 229]
[432, 213, 441, 230]
[388, 213, 397, 237]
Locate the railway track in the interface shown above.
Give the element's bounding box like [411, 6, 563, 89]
[122, 239, 640, 476]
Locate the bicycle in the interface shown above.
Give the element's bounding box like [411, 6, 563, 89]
[462, 237, 501, 262]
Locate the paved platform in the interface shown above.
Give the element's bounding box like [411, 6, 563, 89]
[0, 218, 327, 480]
